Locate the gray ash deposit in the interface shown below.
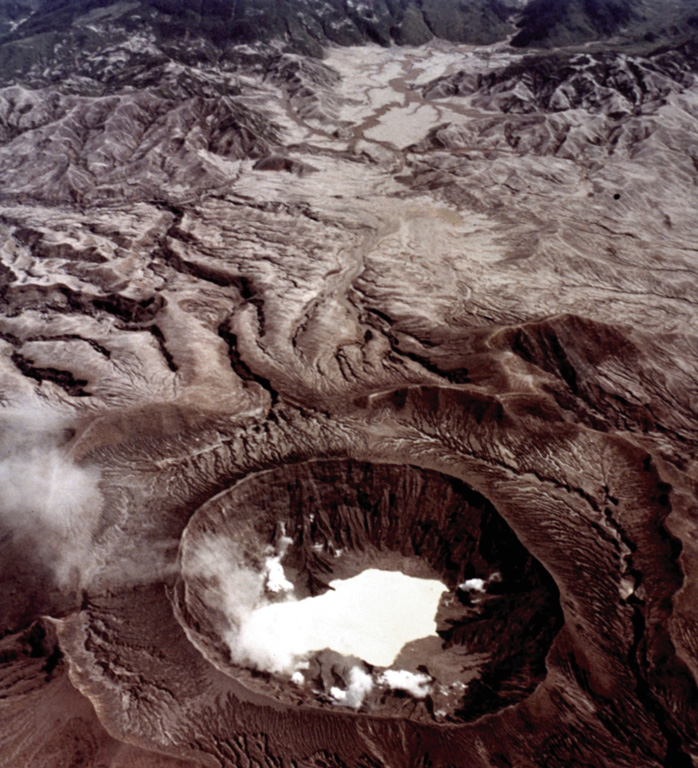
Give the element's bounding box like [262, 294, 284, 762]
[1, 0, 698, 766]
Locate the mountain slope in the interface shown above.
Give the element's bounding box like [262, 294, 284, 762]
[2, 0, 698, 89]
[0, 2, 697, 768]
[512, 0, 698, 48]
[0, 0, 518, 67]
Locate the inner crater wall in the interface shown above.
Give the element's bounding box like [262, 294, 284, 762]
[175, 459, 563, 722]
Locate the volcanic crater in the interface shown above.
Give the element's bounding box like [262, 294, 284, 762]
[174, 459, 563, 723]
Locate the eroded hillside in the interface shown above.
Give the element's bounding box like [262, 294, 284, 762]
[0, 2, 697, 767]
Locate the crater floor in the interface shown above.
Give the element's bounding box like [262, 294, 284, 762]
[175, 460, 562, 723]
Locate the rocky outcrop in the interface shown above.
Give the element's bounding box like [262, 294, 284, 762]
[422, 49, 694, 114]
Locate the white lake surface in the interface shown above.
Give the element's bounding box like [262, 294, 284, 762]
[236, 568, 446, 672]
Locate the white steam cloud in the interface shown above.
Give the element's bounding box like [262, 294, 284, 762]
[378, 669, 433, 698]
[185, 533, 448, 710]
[185, 532, 292, 671]
[0, 406, 102, 589]
[458, 572, 502, 594]
[330, 666, 374, 708]
[263, 528, 294, 594]
[460, 577, 486, 592]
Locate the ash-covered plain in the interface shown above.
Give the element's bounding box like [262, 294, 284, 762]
[1, 1, 698, 766]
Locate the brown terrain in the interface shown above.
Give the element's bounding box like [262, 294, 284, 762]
[1, 0, 698, 766]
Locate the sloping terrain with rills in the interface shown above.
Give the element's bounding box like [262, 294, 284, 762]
[1, 1, 698, 767]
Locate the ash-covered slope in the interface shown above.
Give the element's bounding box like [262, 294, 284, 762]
[0, 0, 518, 76]
[0, 2, 698, 767]
[2, 0, 697, 83]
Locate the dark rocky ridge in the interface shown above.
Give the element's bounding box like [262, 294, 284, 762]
[421, 47, 697, 113]
[512, 0, 698, 49]
[0, 0, 517, 65]
[511, 0, 636, 47]
[1, 0, 697, 92]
